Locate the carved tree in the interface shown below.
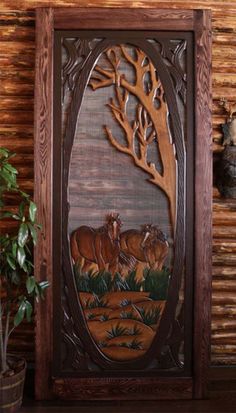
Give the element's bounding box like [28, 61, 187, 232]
[89, 46, 177, 228]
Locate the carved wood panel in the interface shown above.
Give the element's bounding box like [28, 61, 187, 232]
[53, 31, 192, 374]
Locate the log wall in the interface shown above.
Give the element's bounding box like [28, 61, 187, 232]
[0, 0, 236, 366]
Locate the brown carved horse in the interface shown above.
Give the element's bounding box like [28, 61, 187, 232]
[70, 213, 122, 276]
[120, 224, 169, 272]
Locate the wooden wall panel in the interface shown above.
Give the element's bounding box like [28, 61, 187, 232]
[0, 0, 236, 366]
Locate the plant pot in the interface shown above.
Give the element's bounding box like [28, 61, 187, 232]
[0, 356, 26, 413]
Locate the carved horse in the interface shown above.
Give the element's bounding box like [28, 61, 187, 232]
[142, 225, 169, 271]
[120, 224, 169, 272]
[70, 213, 122, 276]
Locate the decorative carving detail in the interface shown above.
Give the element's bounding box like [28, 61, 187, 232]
[61, 287, 90, 371]
[165, 306, 184, 369]
[62, 38, 93, 100]
[89, 46, 177, 228]
[53, 376, 192, 400]
[151, 39, 187, 105]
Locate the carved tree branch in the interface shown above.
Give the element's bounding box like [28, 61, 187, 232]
[105, 87, 164, 191]
[89, 65, 115, 90]
[90, 46, 177, 228]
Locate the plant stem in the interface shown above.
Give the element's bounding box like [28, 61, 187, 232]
[4, 308, 11, 361]
[0, 298, 7, 373]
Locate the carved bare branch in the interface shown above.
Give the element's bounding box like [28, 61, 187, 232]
[90, 45, 177, 228]
[89, 65, 115, 90]
[105, 87, 163, 189]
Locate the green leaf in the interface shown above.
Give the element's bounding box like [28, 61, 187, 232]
[11, 271, 20, 285]
[1, 167, 17, 186]
[34, 280, 49, 301]
[28, 223, 37, 245]
[6, 254, 16, 270]
[39, 281, 50, 291]
[25, 259, 34, 268]
[19, 190, 29, 199]
[0, 148, 10, 158]
[4, 163, 18, 175]
[29, 201, 37, 223]
[12, 241, 17, 258]
[26, 276, 36, 294]
[18, 223, 28, 247]
[14, 299, 27, 327]
[0, 235, 10, 248]
[25, 300, 33, 322]
[0, 211, 14, 219]
[22, 262, 28, 273]
[0, 149, 16, 162]
[19, 201, 25, 219]
[17, 246, 26, 268]
[39, 280, 49, 296]
[12, 214, 21, 221]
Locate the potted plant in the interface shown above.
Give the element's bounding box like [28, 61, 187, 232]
[0, 148, 49, 412]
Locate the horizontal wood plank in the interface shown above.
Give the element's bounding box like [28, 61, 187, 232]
[54, 8, 195, 30]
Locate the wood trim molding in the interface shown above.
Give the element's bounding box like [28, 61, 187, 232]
[193, 9, 212, 399]
[34, 7, 54, 400]
[53, 8, 195, 30]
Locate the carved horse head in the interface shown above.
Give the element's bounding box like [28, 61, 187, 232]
[140, 224, 168, 248]
[140, 224, 154, 248]
[151, 225, 168, 244]
[105, 213, 122, 242]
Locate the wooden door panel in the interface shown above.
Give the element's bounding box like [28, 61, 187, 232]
[34, 8, 212, 400]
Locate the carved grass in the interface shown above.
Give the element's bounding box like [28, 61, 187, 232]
[74, 264, 171, 301]
[107, 323, 128, 339]
[134, 305, 162, 326]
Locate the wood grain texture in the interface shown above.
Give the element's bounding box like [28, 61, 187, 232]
[193, 9, 212, 399]
[0, 0, 235, 370]
[34, 7, 54, 400]
[53, 377, 193, 400]
[54, 8, 194, 30]
[1, 1, 236, 11]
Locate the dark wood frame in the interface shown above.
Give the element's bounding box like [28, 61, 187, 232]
[34, 7, 212, 400]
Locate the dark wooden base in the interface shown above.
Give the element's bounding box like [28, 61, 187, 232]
[21, 367, 236, 412]
[21, 395, 236, 413]
[52, 377, 193, 400]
